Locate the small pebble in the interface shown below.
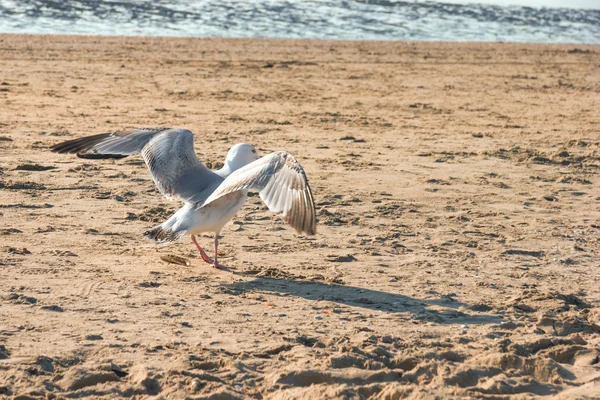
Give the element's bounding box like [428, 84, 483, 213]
[190, 379, 201, 391]
[315, 315, 323, 320]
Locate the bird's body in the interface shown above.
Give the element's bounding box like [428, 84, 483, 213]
[51, 128, 316, 270]
[146, 190, 248, 242]
[190, 191, 248, 235]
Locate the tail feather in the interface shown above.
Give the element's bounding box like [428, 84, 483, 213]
[144, 204, 192, 245]
[144, 225, 187, 244]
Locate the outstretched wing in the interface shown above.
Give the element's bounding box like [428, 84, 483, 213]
[51, 128, 222, 204]
[50, 127, 166, 156]
[202, 151, 316, 236]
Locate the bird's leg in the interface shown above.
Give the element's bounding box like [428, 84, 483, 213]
[191, 235, 214, 264]
[212, 233, 232, 271]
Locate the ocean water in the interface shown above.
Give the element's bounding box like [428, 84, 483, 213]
[0, 0, 598, 44]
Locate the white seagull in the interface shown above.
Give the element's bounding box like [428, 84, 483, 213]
[51, 128, 317, 270]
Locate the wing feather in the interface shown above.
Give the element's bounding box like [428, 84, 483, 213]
[298, 190, 308, 232]
[202, 151, 316, 235]
[51, 128, 222, 203]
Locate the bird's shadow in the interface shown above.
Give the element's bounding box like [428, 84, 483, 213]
[222, 277, 503, 326]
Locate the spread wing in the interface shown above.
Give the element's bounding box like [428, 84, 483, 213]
[202, 151, 316, 236]
[51, 128, 222, 204]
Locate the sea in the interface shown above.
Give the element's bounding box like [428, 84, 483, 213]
[0, 0, 598, 44]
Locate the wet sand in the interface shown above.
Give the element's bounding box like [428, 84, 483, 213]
[0, 34, 599, 398]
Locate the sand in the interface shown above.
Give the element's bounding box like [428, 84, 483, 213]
[0, 34, 599, 399]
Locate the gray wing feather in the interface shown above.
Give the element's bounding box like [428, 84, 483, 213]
[202, 151, 316, 235]
[51, 128, 222, 203]
[51, 128, 165, 155]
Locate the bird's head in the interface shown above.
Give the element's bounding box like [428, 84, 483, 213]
[218, 143, 260, 177]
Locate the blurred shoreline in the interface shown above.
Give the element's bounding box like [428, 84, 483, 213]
[0, 0, 599, 44]
[2, 32, 600, 47]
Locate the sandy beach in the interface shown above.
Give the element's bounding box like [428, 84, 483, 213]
[0, 34, 599, 398]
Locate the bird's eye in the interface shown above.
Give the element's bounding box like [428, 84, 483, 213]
[251, 149, 257, 153]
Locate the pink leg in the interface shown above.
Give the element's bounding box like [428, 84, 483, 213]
[191, 235, 214, 264]
[212, 234, 233, 271]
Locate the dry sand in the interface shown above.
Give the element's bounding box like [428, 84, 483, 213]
[0, 34, 599, 399]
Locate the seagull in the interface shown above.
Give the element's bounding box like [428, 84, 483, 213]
[51, 128, 317, 270]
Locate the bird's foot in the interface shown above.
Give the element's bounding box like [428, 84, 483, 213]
[199, 252, 214, 265]
[191, 235, 215, 264]
[211, 262, 234, 272]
